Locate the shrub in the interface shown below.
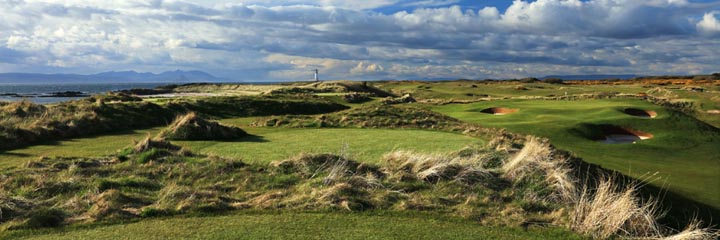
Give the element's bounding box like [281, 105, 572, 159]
[519, 77, 539, 83]
[542, 78, 564, 84]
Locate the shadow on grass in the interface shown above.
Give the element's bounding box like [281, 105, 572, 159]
[0, 152, 33, 157]
[2, 128, 154, 152]
[173, 134, 269, 143]
[239, 134, 268, 143]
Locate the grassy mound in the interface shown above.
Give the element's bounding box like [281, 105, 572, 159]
[257, 104, 463, 130]
[0, 100, 47, 118]
[158, 113, 246, 141]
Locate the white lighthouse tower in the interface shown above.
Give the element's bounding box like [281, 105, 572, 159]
[314, 69, 319, 82]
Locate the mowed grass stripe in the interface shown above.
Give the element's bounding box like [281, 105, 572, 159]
[7, 212, 582, 240]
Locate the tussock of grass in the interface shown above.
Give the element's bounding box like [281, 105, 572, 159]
[663, 220, 720, 240]
[502, 137, 577, 202]
[132, 136, 181, 153]
[571, 176, 662, 239]
[158, 112, 246, 140]
[381, 150, 492, 185]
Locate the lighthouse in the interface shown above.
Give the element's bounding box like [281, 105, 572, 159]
[314, 69, 319, 82]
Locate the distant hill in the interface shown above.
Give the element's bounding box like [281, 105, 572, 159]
[541, 74, 640, 80]
[0, 70, 224, 84]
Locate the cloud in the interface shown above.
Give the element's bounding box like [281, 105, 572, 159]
[697, 12, 720, 36]
[0, 0, 718, 80]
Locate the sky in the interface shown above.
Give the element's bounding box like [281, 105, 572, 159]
[1, 0, 719, 81]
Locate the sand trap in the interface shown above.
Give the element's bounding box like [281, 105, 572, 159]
[599, 125, 653, 144]
[623, 108, 657, 118]
[480, 107, 519, 115]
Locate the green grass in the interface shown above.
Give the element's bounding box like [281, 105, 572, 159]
[0, 128, 163, 170]
[174, 127, 480, 165]
[3, 212, 582, 240]
[0, 124, 479, 169]
[430, 99, 720, 208]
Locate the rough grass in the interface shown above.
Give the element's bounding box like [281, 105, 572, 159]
[0, 135, 583, 232]
[1, 130, 716, 238]
[158, 112, 246, 140]
[571, 176, 661, 238]
[267, 80, 394, 97]
[0, 140, 560, 230]
[0, 95, 347, 151]
[373, 80, 652, 100]
[255, 104, 465, 130]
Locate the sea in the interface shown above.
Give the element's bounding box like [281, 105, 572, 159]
[0, 82, 177, 104]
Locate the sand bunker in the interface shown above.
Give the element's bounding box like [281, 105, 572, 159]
[480, 107, 519, 115]
[623, 108, 657, 118]
[599, 125, 653, 144]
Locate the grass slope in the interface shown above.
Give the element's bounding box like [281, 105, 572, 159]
[430, 99, 720, 209]
[4, 212, 582, 240]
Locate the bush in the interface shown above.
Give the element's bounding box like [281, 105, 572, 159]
[519, 77, 539, 83]
[542, 78, 564, 84]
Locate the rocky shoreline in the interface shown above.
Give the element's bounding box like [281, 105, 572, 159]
[0, 91, 89, 98]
